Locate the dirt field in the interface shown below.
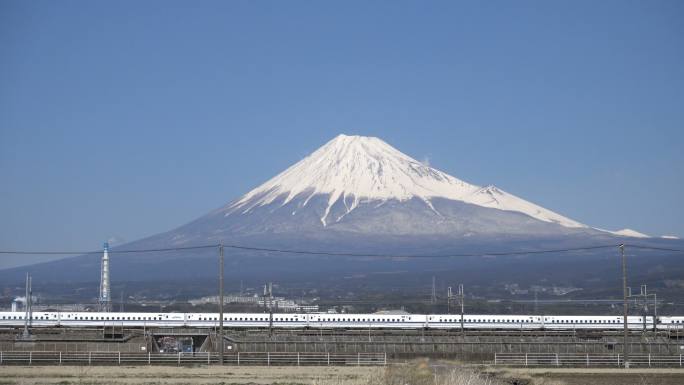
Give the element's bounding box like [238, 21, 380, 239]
[487, 367, 684, 385]
[1, 363, 683, 385]
[0, 365, 382, 385]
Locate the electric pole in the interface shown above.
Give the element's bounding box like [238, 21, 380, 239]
[219, 242, 224, 365]
[447, 287, 452, 313]
[268, 282, 273, 336]
[431, 276, 436, 304]
[620, 244, 629, 368]
[22, 273, 32, 339]
[459, 284, 464, 333]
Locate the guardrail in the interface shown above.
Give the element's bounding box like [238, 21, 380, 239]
[494, 353, 683, 367]
[0, 351, 386, 366]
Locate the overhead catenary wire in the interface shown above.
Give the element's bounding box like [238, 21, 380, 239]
[219, 243, 620, 258]
[0, 244, 219, 255]
[0, 243, 679, 259]
[0, 244, 615, 257]
[620, 244, 684, 253]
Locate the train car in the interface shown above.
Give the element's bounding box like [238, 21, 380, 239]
[656, 316, 684, 331]
[456, 314, 542, 330]
[58, 312, 175, 327]
[307, 313, 421, 329]
[543, 315, 654, 330]
[0, 311, 59, 327]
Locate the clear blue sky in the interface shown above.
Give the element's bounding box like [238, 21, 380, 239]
[1, 0, 683, 262]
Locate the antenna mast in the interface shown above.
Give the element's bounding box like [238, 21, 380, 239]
[99, 242, 111, 312]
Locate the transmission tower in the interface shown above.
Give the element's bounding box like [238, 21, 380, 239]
[99, 242, 111, 312]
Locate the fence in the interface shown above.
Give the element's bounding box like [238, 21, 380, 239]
[494, 353, 684, 368]
[0, 351, 386, 366]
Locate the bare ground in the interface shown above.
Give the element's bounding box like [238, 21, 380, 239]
[485, 367, 684, 385]
[0, 365, 381, 385]
[0, 363, 683, 385]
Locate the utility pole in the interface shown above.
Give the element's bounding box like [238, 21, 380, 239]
[628, 284, 658, 332]
[268, 282, 274, 336]
[219, 242, 224, 365]
[641, 285, 648, 332]
[431, 276, 436, 304]
[620, 244, 629, 368]
[22, 273, 32, 339]
[447, 287, 452, 313]
[263, 284, 266, 310]
[459, 284, 464, 333]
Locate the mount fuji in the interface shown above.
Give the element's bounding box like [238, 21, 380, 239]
[142, 134, 614, 247]
[227, 134, 585, 229]
[2, 134, 679, 285]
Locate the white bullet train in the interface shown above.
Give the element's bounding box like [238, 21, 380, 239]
[1, 311, 683, 331]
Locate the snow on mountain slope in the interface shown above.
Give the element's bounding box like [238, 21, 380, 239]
[463, 185, 585, 228]
[228, 134, 586, 228]
[595, 228, 650, 238]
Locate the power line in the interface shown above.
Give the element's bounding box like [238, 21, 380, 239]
[0, 244, 218, 255]
[0, 243, 679, 259]
[220, 243, 619, 258]
[621, 244, 684, 253]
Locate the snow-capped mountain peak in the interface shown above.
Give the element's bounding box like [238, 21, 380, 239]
[228, 135, 479, 224]
[227, 134, 585, 228]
